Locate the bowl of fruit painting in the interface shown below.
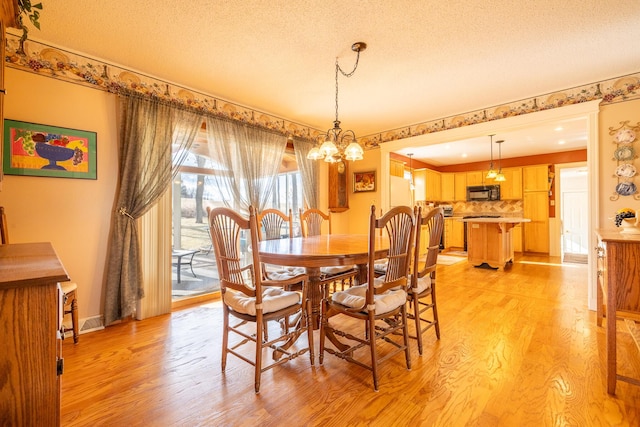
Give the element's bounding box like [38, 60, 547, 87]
[3, 119, 97, 179]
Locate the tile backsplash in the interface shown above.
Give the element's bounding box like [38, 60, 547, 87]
[417, 200, 524, 217]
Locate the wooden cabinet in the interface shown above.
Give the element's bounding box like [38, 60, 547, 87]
[441, 173, 454, 201]
[0, 242, 69, 427]
[466, 220, 517, 270]
[523, 191, 549, 253]
[454, 173, 467, 201]
[390, 159, 405, 177]
[595, 231, 640, 394]
[499, 167, 523, 199]
[466, 171, 484, 186]
[512, 223, 523, 252]
[523, 165, 550, 192]
[444, 218, 464, 248]
[413, 169, 426, 201]
[425, 169, 441, 201]
[328, 160, 349, 212]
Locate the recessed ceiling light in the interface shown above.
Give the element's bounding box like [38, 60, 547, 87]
[558, 140, 566, 145]
[555, 126, 563, 131]
[462, 153, 468, 158]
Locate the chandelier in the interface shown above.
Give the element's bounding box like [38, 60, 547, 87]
[307, 42, 367, 163]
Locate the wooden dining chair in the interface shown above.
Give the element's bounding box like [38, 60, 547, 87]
[207, 206, 313, 393]
[319, 205, 416, 391]
[299, 207, 358, 292]
[408, 207, 444, 354]
[257, 208, 305, 280]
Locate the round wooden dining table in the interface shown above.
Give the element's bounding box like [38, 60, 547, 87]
[258, 234, 389, 328]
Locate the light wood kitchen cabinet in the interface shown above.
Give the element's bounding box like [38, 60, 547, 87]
[466, 171, 484, 186]
[0, 242, 69, 427]
[444, 218, 464, 248]
[523, 164, 550, 192]
[454, 173, 467, 201]
[595, 231, 640, 394]
[390, 159, 405, 177]
[499, 167, 523, 199]
[425, 169, 441, 201]
[512, 223, 523, 252]
[441, 173, 455, 201]
[523, 191, 549, 253]
[413, 169, 426, 201]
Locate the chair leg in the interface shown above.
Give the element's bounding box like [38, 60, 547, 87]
[432, 287, 440, 339]
[221, 307, 229, 372]
[413, 295, 424, 355]
[402, 306, 412, 370]
[368, 312, 379, 391]
[306, 299, 314, 366]
[255, 313, 263, 394]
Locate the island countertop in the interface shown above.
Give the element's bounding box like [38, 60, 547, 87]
[458, 217, 531, 224]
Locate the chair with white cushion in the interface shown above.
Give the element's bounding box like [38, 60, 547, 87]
[208, 206, 313, 393]
[319, 205, 416, 391]
[408, 207, 444, 354]
[300, 208, 358, 292]
[61, 281, 80, 344]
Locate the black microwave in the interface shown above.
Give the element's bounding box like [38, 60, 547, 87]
[466, 185, 500, 201]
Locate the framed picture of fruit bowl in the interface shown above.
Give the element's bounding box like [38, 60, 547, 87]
[3, 119, 97, 179]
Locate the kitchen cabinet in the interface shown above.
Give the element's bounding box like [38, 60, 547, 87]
[523, 191, 549, 253]
[466, 171, 484, 186]
[454, 173, 467, 201]
[463, 218, 530, 269]
[523, 164, 550, 192]
[413, 169, 426, 201]
[512, 223, 523, 252]
[390, 159, 405, 177]
[425, 169, 441, 201]
[0, 242, 69, 427]
[498, 167, 523, 199]
[444, 218, 464, 248]
[441, 173, 455, 201]
[595, 231, 640, 394]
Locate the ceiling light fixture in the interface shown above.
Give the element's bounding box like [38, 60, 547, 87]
[494, 140, 506, 182]
[486, 134, 497, 179]
[307, 42, 367, 163]
[407, 153, 415, 191]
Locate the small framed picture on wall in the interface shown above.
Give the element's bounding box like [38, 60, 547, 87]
[353, 170, 376, 193]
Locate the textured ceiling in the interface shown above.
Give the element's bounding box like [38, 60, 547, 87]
[17, 0, 640, 164]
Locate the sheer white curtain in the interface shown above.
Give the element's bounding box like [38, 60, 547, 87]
[293, 138, 319, 209]
[204, 117, 287, 214]
[103, 95, 202, 326]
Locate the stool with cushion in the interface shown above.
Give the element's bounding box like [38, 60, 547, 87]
[61, 282, 80, 344]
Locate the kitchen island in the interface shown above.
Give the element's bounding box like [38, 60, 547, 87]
[460, 217, 531, 270]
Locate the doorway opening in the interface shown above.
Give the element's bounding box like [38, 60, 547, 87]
[558, 165, 589, 264]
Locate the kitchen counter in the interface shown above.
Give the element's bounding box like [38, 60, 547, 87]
[462, 217, 531, 269]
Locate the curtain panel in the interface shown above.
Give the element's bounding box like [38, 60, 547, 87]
[204, 116, 287, 215]
[293, 138, 319, 209]
[103, 95, 202, 326]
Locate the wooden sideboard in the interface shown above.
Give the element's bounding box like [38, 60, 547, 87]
[0, 242, 69, 426]
[596, 230, 640, 394]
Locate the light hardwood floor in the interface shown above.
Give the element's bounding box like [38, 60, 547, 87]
[60, 254, 640, 426]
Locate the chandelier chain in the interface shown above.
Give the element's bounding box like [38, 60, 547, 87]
[334, 49, 362, 124]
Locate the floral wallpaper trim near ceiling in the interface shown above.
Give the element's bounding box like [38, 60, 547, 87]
[4, 33, 640, 149]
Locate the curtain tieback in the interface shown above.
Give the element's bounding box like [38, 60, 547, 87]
[118, 207, 134, 219]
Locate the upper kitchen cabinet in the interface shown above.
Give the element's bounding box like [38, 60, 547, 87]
[523, 165, 550, 192]
[466, 171, 484, 186]
[425, 169, 441, 201]
[454, 173, 467, 201]
[413, 169, 426, 201]
[498, 167, 523, 200]
[441, 173, 454, 201]
[390, 159, 405, 177]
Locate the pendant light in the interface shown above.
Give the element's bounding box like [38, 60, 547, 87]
[494, 140, 506, 182]
[485, 134, 497, 179]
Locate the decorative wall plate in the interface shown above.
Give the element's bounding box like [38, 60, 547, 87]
[614, 146, 635, 161]
[616, 163, 637, 178]
[615, 181, 637, 196]
[615, 128, 636, 144]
